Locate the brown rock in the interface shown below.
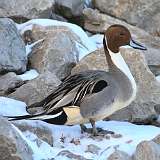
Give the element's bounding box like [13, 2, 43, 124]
[108, 150, 132, 160]
[0, 72, 24, 96]
[133, 141, 160, 160]
[9, 71, 61, 106]
[29, 25, 81, 79]
[72, 47, 160, 121]
[0, 117, 33, 160]
[93, 0, 160, 36]
[83, 8, 160, 66]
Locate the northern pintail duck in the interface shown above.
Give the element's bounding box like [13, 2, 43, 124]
[7, 25, 147, 135]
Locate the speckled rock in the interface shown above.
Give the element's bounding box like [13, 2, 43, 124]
[28, 25, 81, 79]
[9, 71, 61, 106]
[133, 141, 160, 160]
[0, 18, 27, 74]
[0, 0, 55, 21]
[93, 0, 160, 36]
[83, 8, 160, 66]
[0, 72, 24, 96]
[0, 117, 33, 160]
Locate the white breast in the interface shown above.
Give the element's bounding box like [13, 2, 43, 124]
[109, 50, 137, 104]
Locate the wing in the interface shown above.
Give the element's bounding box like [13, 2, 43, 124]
[28, 70, 109, 114]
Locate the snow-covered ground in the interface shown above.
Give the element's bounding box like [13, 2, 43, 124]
[0, 97, 160, 160]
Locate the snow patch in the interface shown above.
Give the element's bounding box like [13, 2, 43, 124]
[0, 97, 28, 116]
[18, 69, 39, 81]
[156, 75, 160, 82]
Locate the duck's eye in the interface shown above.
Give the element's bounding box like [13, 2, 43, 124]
[120, 33, 125, 36]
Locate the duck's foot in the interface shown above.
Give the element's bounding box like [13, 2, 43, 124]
[80, 120, 114, 136]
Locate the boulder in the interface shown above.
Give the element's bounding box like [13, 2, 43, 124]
[54, 0, 86, 25]
[83, 8, 160, 66]
[9, 71, 61, 106]
[133, 141, 160, 160]
[0, 0, 54, 21]
[29, 25, 81, 79]
[93, 0, 160, 36]
[0, 117, 33, 160]
[0, 72, 24, 96]
[108, 150, 132, 160]
[0, 18, 27, 74]
[72, 47, 160, 121]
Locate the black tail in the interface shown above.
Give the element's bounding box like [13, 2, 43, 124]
[4, 109, 68, 125]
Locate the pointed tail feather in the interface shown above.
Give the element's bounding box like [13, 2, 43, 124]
[4, 111, 64, 122]
[4, 113, 44, 121]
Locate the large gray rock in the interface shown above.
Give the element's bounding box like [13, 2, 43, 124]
[0, 72, 24, 96]
[0, 18, 27, 74]
[9, 71, 61, 106]
[133, 141, 160, 160]
[108, 150, 132, 160]
[93, 0, 160, 36]
[0, 0, 54, 20]
[0, 117, 33, 160]
[72, 47, 160, 121]
[83, 8, 160, 66]
[29, 25, 81, 79]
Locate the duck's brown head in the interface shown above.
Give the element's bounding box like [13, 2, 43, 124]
[104, 24, 147, 53]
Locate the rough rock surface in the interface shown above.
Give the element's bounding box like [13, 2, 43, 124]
[0, 72, 24, 96]
[83, 8, 160, 66]
[133, 141, 160, 160]
[29, 25, 80, 79]
[0, 117, 33, 160]
[9, 71, 61, 106]
[14, 121, 54, 146]
[72, 47, 160, 121]
[108, 150, 132, 160]
[0, 18, 27, 74]
[55, 0, 85, 18]
[93, 0, 160, 36]
[0, 0, 54, 21]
